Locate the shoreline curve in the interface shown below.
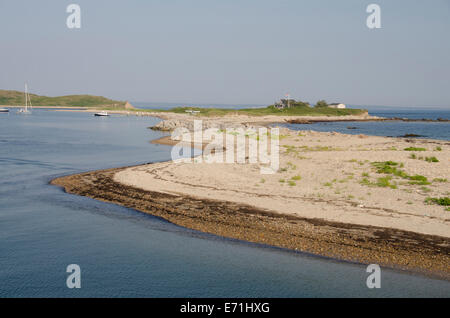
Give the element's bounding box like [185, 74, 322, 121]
[50, 165, 450, 281]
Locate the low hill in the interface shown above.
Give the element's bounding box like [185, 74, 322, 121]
[0, 90, 125, 108]
[144, 98, 367, 117]
[165, 105, 367, 117]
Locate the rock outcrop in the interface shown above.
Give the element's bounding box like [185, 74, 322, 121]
[149, 119, 257, 132]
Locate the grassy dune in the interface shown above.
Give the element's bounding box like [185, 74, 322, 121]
[145, 105, 368, 117]
[0, 90, 125, 108]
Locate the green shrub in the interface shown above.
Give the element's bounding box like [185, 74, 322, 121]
[408, 175, 430, 185]
[371, 161, 408, 178]
[371, 161, 432, 186]
[376, 176, 397, 189]
[315, 100, 328, 108]
[404, 147, 426, 151]
[425, 156, 439, 162]
[425, 197, 450, 206]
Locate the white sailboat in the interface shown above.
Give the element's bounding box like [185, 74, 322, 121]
[94, 111, 109, 117]
[0, 107, 9, 113]
[18, 84, 32, 114]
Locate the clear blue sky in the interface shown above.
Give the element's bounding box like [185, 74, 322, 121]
[1, 0, 449, 107]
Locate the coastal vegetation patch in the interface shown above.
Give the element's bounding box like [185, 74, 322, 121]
[359, 161, 432, 188]
[282, 145, 341, 155]
[360, 176, 397, 189]
[404, 147, 427, 151]
[409, 153, 439, 162]
[424, 197, 450, 207]
[0, 89, 125, 108]
[158, 102, 366, 117]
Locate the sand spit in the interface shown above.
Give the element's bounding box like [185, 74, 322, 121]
[148, 112, 378, 131]
[44, 107, 380, 124]
[52, 129, 450, 279]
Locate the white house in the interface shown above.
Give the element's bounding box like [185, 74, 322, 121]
[328, 103, 346, 109]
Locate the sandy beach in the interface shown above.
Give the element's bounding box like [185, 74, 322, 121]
[52, 114, 450, 278]
[139, 128, 450, 237]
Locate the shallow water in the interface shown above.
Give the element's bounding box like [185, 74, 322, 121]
[0, 109, 449, 297]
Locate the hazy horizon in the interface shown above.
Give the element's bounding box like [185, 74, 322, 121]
[1, 0, 449, 108]
[3, 88, 450, 109]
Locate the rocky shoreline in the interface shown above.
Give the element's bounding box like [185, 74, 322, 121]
[147, 113, 379, 131]
[147, 113, 448, 132]
[51, 166, 450, 280]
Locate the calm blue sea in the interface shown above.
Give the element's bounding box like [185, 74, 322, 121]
[0, 109, 449, 297]
[134, 103, 450, 140]
[281, 108, 450, 140]
[132, 101, 266, 110]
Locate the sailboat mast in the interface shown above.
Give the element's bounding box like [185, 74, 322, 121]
[25, 83, 28, 111]
[27, 86, 32, 109]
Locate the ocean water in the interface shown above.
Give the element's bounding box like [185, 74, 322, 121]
[280, 108, 450, 140]
[0, 109, 449, 297]
[131, 102, 266, 110]
[368, 108, 449, 121]
[134, 103, 450, 140]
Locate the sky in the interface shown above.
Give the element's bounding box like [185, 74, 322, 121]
[0, 0, 449, 107]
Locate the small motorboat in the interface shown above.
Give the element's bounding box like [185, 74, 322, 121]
[0, 108, 9, 113]
[94, 111, 109, 117]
